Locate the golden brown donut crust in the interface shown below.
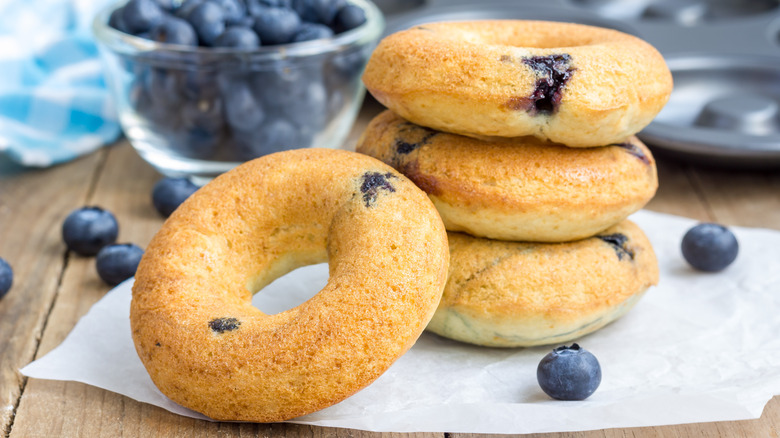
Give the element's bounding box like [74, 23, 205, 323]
[356, 110, 658, 242]
[363, 21, 673, 147]
[428, 220, 658, 347]
[131, 149, 449, 422]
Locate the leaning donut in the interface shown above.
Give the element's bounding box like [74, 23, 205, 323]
[428, 220, 658, 347]
[363, 21, 673, 147]
[130, 149, 449, 422]
[356, 110, 658, 242]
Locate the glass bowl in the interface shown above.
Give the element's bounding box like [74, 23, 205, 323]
[92, 0, 384, 182]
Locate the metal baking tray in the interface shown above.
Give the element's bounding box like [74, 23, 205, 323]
[378, 0, 780, 168]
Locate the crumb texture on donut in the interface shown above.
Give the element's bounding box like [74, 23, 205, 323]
[363, 20, 673, 146]
[427, 220, 658, 347]
[356, 110, 658, 242]
[131, 149, 449, 422]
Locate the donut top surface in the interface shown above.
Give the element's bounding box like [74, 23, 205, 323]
[428, 220, 659, 347]
[130, 149, 449, 422]
[363, 20, 673, 146]
[357, 110, 658, 241]
[443, 220, 658, 317]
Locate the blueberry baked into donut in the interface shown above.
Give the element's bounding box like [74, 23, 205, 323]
[130, 149, 449, 422]
[363, 20, 673, 147]
[357, 110, 658, 242]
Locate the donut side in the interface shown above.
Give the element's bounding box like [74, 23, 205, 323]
[356, 110, 658, 242]
[427, 220, 658, 347]
[363, 20, 673, 146]
[131, 149, 449, 422]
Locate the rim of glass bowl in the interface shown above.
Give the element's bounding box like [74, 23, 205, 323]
[92, 0, 385, 69]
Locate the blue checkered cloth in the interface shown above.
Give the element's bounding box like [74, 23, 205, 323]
[0, 0, 121, 167]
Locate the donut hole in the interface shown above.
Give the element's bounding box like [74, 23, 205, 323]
[251, 263, 328, 315]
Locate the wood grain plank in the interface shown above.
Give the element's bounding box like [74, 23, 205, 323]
[687, 167, 780, 230]
[0, 151, 104, 436]
[450, 398, 779, 438]
[10, 142, 442, 437]
[9, 141, 165, 438]
[644, 158, 712, 222]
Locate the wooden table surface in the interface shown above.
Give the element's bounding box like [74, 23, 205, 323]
[2, 99, 780, 437]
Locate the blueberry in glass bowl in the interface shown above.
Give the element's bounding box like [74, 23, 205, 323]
[93, 0, 384, 183]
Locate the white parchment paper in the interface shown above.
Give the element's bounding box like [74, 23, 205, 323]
[21, 210, 780, 434]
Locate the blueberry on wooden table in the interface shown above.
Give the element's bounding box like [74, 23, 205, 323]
[0, 258, 13, 299]
[681, 223, 739, 272]
[62, 207, 119, 256]
[537, 343, 602, 401]
[152, 177, 200, 217]
[96, 244, 145, 286]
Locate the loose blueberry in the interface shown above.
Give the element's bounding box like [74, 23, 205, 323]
[153, 0, 176, 11]
[333, 4, 366, 33]
[327, 46, 368, 83]
[180, 71, 221, 102]
[122, 0, 166, 35]
[251, 64, 316, 108]
[211, 0, 247, 24]
[291, 22, 334, 42]
[537, 343, 601, 401]
[152, 177, 200, 217]
[213, 26, 261, 48]
[223, 81, 265, 130]
[150, 16, 198, 46]
[109, 7, 131, 33]
[131, 81, 183, 130]
[181, 96, 224, 133]
[96, 244, 144, 286]
[176, 95, 224, 159]
[144, 67, 184, 108]
[247, 0, 292, 13]
[186, 1, 226, 46]
[252, 7, 302, 45]
[62, 207, 120, 256]
[234, 118, 299, 160]
[681, 223, 739, 272]
[175, 0, 206, 19]
[292, 0, 344, 25]
[280, 80, 327, 129]
[176, 126, 223, 159]
[0, 258, 13, 299]
[227, 15, 255, 28]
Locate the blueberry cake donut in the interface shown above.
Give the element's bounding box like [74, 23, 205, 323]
[356, 110, 658, 242]
[131, 149, 449, 422]
[362, 21, 672, 147]
[428, 220, 658, 347]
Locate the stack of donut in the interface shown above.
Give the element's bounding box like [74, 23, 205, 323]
[359, 20, 673, 347]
